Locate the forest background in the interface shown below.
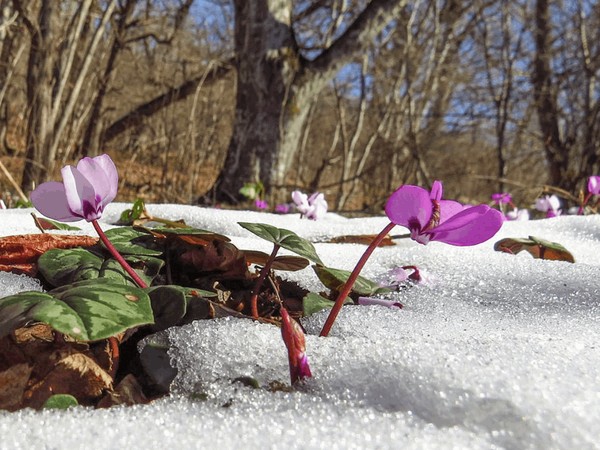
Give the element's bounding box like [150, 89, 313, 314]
[0, 0, 598, 212]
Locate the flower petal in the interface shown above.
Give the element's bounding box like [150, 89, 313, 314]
[439, 200, 465, 224]
[30, 182, 82, 222]
[61, 165, 98, 219]
[385, 185, 432, 229]
[76, 157, 111, 204]
[427, 205, 503, 246]
[430, 180, 443, 201]
[91, 154, 119, 205]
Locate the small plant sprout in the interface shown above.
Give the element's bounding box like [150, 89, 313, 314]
[280, 307, 312, 384]
[30, 154, 147, 289]
[319, 180, 504, 337]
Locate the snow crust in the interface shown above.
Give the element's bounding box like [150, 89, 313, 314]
[1, 204, 600, 449]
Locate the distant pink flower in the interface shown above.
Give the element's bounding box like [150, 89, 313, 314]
[491, 192, 513, 205]
[535, 195, 561, 218]
[30, 154, 118, 222]
[291, 190, 328, 220]
[385, 180, 504, 246]
[0, 199, 6, 210]
[275, 203, 291, 214]
[254, 199, 268, 210]
[280, 307, 311, 384]
[588, 176, 600, 195]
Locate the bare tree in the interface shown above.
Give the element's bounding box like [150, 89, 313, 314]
[212, 0, 410, 203]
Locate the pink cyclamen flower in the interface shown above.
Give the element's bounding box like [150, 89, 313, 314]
[31, 154, 118, 222]
[491, 192, 513, 205]
[534, 195, 561, 218]
[275, 203, 291, 214]
[254, 199, 269, 210]
[588, 176, 600, 195]
[291, 190, 328, 220]
[385, 180, 504, 246]
[280, 307, 311, 384]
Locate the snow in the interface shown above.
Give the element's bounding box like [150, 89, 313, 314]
[1, 203, 600, 449]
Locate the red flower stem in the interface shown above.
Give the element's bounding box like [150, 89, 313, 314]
[92, 219, 148, 289]
[250, 244, 280, 318]
[578, 193, 592, 215]
[320, 221, 396, 337]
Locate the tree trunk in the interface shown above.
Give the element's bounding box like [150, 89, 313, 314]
[532, 0, 570, 189]
[213, 0, 409, 204]
[214, 0, 297, 203]
[20, 1, 55, 191]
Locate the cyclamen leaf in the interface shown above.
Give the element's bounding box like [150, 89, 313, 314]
[0, 279, 154, 341]
[313, 266, 391, 296]
[494, 236, 575, 263]
[238, 222, 323, 265]
[103, 227, 162, 256]
[37, 248, 164, 287]
[243, 250, 310, 271]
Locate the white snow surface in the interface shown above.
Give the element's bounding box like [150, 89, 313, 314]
[1, 203, 599, 449]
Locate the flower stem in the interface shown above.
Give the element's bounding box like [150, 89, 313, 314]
[320, 221, 396, 337]
[92, 220, 148, 289]
[250, 244, 281, 318]
[578, 193, 592, 215]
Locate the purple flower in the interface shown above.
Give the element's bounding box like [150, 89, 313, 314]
[291, 190, 328, 220]
[254, 199, 269, 210]
[385, 180, 503, 246]
[588, 176, 600, 195]
[491, 192, 513, 205]
[275, 203, 291, 214]
[534, 195, 561, 218]
[358, 296, 403, 309]
[0, 199, 6, 210]
[280, 307, 311, 384]
[31, 154, 118, 222]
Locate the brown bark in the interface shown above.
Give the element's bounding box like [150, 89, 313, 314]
[531, 0, 570, 189]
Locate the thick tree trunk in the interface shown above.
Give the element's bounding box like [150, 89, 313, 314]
[532, 0, 571, 190]
[214, 0, 297, 203]
[214, 0, 409, 204]
[20, 1, 55, 191]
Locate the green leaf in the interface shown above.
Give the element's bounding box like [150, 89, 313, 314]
[0, 279, 154, 341]
[238, 222, 323, 265]
[147, 285, 188, 331]
[303, 292, 352, 316]
[119, 198, 147, 224]
[313, 266, 391, 296]
[38, 248, 164, 287]
[42, 394, 79, 409]
[494, 236, 575, 263]
[103, 227, 162, 256]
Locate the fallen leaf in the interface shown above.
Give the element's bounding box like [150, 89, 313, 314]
[0, 234, 97, 275]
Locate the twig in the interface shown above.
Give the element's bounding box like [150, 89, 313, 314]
[0, 159, 28, 203]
